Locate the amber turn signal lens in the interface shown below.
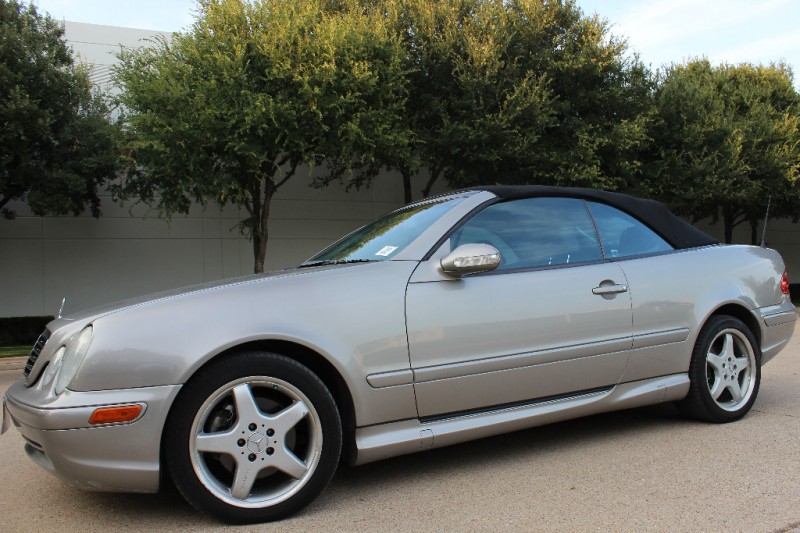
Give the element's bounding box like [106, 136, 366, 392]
[89, 405, 143, 425]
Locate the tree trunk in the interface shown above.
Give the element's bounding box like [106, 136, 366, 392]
[421, 169, 441, 199]
[0, 196, 9, 211]
[749, 216, 758, 246]
[723, 206, 734, 244]
[253, 180, 275, 274]
[401, 167, 412, 204]
[248, 160, 296, 274]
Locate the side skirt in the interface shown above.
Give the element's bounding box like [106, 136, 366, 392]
[353, 373, 689, 466]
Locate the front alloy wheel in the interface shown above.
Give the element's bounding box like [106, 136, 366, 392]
[165, 352, 341, 523]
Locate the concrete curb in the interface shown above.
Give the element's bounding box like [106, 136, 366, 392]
[0, 356, 27, 372]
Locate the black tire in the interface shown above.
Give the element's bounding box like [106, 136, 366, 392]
[164, 351, 341, 524]
[677, 315, 761, 423]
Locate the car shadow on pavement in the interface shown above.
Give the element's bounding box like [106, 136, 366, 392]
[337, 404, 684, 477]
[309, 404, 690, 513]
[67, 483, 216, 528]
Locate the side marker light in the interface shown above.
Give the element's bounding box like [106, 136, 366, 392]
[89, 405, 143, 425]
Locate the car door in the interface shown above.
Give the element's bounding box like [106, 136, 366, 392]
[405, 197, 634, 418]
[585, 201, 693, 382]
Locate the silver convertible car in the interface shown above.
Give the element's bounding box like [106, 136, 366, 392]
[3, 186, 796, 523]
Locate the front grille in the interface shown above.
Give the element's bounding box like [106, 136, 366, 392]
[23, 329, 50, 379]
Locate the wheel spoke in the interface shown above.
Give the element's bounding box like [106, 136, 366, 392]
[720, 333, 735, 359]
[733, 354, 750, 371]
[728, 379, 744, 402]
[706, 351, 725, 374]
[709, 377, 726, 400]
[272, 401, 309, 432]
[230, 460, 261, 500]
[196, 430, 237, 455]
[272, 448, 309, 480]
[231, 383, 263, 423]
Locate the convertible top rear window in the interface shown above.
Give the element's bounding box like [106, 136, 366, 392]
[588, 202, 673, 258]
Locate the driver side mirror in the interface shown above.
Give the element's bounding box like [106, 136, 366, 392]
[440, 243, 501, 277]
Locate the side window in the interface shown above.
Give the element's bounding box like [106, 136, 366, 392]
[450, 197, 603, 270]
[587, 202, 673, 259]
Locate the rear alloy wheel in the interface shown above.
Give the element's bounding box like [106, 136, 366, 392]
[678, 315, 761, 423]
[165, 352, 341, 523]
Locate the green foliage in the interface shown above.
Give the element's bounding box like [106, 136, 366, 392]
[0, 315, 53, 346]
[0, 0, 119, 219]
[321, 0, 651, 200]
[646, 60, 800, 243]
[497, 0, 652, 191]
[114, 0, 408, 272]
[405, 0, 558, 196]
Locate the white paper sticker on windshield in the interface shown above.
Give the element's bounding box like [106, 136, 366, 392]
[375, 246, 398, 257]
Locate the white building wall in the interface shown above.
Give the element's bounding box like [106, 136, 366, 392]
[62, 21, 171, 92]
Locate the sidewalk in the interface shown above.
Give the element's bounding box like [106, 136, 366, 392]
[0, 357, 26, 372]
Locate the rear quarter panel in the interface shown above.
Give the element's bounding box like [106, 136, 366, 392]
[617, 245, 787, 382]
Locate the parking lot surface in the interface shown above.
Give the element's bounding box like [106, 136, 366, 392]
[1, 330, 798, 532]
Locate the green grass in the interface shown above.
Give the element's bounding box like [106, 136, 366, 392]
[0, 346, 30, 358]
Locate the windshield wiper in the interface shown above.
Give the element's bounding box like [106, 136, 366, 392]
[297, 259, 375, 268]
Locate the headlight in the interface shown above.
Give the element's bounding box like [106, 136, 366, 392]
[54, 326, 94, 394]
[41, 346, 66, 387]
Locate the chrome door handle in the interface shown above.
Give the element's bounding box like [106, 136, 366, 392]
[592, 284, 628, 295]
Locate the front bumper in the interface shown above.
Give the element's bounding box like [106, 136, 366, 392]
[3, 379, 181, 493]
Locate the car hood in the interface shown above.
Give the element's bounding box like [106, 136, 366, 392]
[50, 263, 360, 329]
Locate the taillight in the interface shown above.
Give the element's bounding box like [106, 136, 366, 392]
[780, 270, 790, 295]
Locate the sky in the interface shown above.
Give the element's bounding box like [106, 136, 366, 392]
[577, 0, 800, 81]
[32, 0, 800, 87]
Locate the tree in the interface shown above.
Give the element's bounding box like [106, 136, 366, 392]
[491, 0, 652, 191]
[114, 0, 408, 273]
[646, 60, 800, 243]
[0, 0, 119, 218]
[321, 0, 651, 201]
[409, 0, 556, 198]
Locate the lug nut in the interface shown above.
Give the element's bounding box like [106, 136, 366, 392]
[237, 439, 246, 447]
[266, 428, 274, 437]
[266, 447, 274, 455]
[248, 453, 256, 462]
[248, 423, 257, 431]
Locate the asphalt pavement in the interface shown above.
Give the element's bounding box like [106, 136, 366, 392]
[1, 334, 799, 532]
[0, 356, 26, 372]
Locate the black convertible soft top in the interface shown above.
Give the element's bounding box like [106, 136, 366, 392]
[468, 185, 719, 250]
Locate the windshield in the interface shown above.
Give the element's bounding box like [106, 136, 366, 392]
[303, 195, 466, 265]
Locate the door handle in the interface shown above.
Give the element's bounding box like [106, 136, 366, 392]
[592, 284, 628, 295]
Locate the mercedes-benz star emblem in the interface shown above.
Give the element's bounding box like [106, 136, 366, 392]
[247, 432, 268, 454]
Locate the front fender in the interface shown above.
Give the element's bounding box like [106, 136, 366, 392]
[70, 261, 420, 426]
